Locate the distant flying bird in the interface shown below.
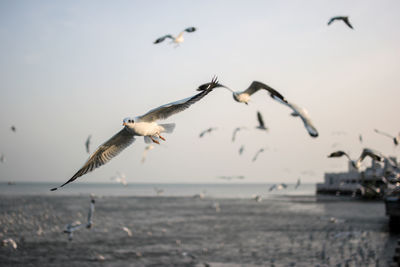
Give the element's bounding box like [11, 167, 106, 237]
[327, 150, 357, 169]
[51, 77, 220, 191]
[85, 135, 92, 154]
[232, 127, 246, 142]
[154, 27, 196, 46]
[374, 129, 399, 146]
[253, 195, 262, 202]
[154, 187, 164, 196]
[252, 148, 265, 162]
[10, 126, 16, 132]
[359, 134, 363, 143]
[355, 148, 384, 168]
[141, 145, 155, 163]
[110, 172, 128, 186]
[199, 127, 217, 138]
[238, 145, 245, 155]
[327, 16, 354, 29]
[256, 111, 268, 131]
[268, 184, 277, 192]
[86, 195, 95, 229]
[200, 81, 318, 137]
[0, 154, 5, 163]
[217, 175, 245, 181]
[2, 238, 17, 249]
[122, 226, 132, 237]
[63, 221, 83, 241]
[277, 183, 287, 190]
[295, 178, 301, 189]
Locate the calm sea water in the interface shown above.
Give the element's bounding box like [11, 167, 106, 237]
[0, 182, 316, 198]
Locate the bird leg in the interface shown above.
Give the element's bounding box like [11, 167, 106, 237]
[158, 134, 166, 141]
[150, 136, 160, 144]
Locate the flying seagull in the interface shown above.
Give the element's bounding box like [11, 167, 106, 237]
[63, 220, 83, 241]
[110, 172, 127, 186]
[86, 195, 95, 229]
[232, 127, 246, 142]
[256, 111, 268, 131]
[51, 77, 220, 191]
[374, 129, 399, 146]
[85, 135, 92, 154]
[252, 148, 265, 162]
[355, 148, 384, 168]
[327, 150, 357, 169]
[0, 154, 5, 163]
[295, 178, 301, 189]
[238, 145, 245, 155]
[199, 81, 318, 137]
[10, 126, 16, 132]
[359, 134, 363, 143]
[199, 127, 217, 138]
[327, 16, 354, 29]
[217, 175, 245, 181]
[122, 226, 133, 237]
[141, 144, 155, 163]
[154, 27, 196, 46]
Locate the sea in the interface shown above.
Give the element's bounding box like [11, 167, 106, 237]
[0, 182, 315, 198]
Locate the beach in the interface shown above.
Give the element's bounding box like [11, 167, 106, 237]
[0, 189, 399, 266]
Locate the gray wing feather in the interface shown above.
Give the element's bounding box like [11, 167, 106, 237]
[138, 78, 219, 122]
[243, 81, 287, 103]
[51, 128, 135, 191]
[154, 35, 174, 44]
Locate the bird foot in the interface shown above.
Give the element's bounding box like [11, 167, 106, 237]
[159, 135, 166, 141]
[150, 137, 160, 144]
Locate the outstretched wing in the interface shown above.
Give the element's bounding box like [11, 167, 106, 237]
[327, 17, 338, 25]
[184, 27, 196, 33]
[51, 128, 135, 191]
[138, 77, 220, 122]
[343, 18, 353, 29]
[257, 111, 265, 128]
[154, 35, 174, 44]
[243, 81, 287, 103]
[283, 101, 318, 137]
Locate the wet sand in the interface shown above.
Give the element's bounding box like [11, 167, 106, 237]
[0, 194, 398, 266]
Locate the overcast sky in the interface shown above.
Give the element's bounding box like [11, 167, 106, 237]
[1, 0, 400, 185]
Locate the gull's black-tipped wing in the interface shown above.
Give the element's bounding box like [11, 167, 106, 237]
[154, 35, 174, 44]
[138, 77, 220, 123]
[328, 150, 347, 158]
[184, 27, 196, 33]
[343, 17, 353, 29]
[257, 111, 265, 128]
[51, 128, 135, 191]
[243, 81, 287, 104]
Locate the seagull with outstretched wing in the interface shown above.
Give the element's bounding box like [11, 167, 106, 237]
[252, 148, 265, 162]
[374, 129, 399, 146]
[327, 150, 357, 169]
[232, 127, 246, 142]
[199, 127, 217, 138]
[51, 77, 220, 191]
[154, 27, 196, 47]
[85, 135, 92, 154]
[256, 111, 268, 131]
[327, 16, 353, 29]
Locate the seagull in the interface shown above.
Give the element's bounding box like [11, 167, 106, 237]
[256, 111, 268, 131]
[359, 134, 363, 143]
[374, 129, 399, 146]
[268, 184, 277, 192]
[295, 178, 301, 189]
[2, 238, 17, 249]
[85, 135, 92, 154]
[86, 195, 95, 229]
[253, 195, 262, 202]
[252, 148, 265, 162]
[122, 226, 132, 237]
[217, 175, 245, 181]
[232, 127, 246, 142]
[277, 183, 287, 190]
[63, 220, 83, 241]
[0, 154, 5, 163]
[199, 81, 318, 137]
[154, 187, 164, 195]
[10, 126, 16, 132]
[238, 145, 245, 155]
[327, 150, 357, 169]
[51, 77, 220, 191]
[355, 148, 385, 168]
[141, 145, 154, 163]
[327, 16, 354, 29]
[154, 27, 196, 46]
[199, 127, 217, 138]
[110, 172, 128, 186]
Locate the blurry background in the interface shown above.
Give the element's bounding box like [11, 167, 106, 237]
[0, 0, 399, 184]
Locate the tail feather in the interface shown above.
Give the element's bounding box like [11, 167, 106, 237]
[160, 123, 176, 133]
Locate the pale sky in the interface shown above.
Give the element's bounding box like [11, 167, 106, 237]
[0, 0, 400, 185]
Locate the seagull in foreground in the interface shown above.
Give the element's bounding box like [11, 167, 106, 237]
[199, 127, 217, 138]
[63, 220, 83, 241]
[110, 172, 127, 186]
[85, 135, 92, 154]
[154, 27, 196, 46]
[256, 111, 268, 131]
[51, 77, 220, 191]
[252, 148, 265, 162]
[141, 145, 154, 163]
[374, 129, 399, 146]
[232, 127, 246, 142]
[199, 80, 318, 137]
[86, 195, 95, 229]
[327, 16, 354, 29]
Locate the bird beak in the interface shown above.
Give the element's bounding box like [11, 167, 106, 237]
[123, 122, 127, 126]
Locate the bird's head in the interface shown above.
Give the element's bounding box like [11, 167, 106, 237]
[123, 117, 135, 127]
